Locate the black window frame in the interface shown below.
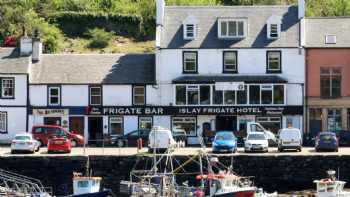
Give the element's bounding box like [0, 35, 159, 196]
[109, 116, 124, 135]
[266, 51, 282, 73]
[132, 85, 146, 106]
[184, 24, 195, 39]
[0, 111, 7, 134]
[89, 86, 102, 106]
[320, 67, 341, 99]
[223, 51, 238, 73]
[47, 86, 61, 106]
[183, 51, 198, 74]
[0, 77, 15, 99]
[138, 116, 153, 130]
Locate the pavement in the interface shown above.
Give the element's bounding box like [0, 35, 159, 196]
[0, 146, 349, 157]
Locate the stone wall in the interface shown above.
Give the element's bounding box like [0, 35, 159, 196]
[1, 155, 349, 196]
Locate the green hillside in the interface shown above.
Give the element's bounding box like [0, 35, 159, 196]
[1, 0, 349, 53]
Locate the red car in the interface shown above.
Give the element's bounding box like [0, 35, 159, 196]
[32, 125, 84, 147]
[47, 135, 72, 154]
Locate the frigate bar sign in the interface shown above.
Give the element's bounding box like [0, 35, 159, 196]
[87, 106, 303, 116]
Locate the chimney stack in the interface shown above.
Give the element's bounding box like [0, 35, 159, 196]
[156, 0, 165, 26]
[298, 0, 305, 19]
[32, 29, 42, 62]
[20, 37, 32, 56]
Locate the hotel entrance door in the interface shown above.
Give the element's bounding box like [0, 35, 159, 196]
[216, 116, 237, 132]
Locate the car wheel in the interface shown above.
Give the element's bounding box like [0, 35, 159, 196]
[37, 140, 43, 147]
[47, 150, 53, 154]
[117, 139, 124, 147]
[298, 147, 302, 152]
[278, 147, 283, 152]
[71, 140, 77, 147]
[148, 148, 153, 153]
[315, 148, 319, 152]
[335, 148, 339, 152]
[35, 147, 40, 152]
[11, 150, 15, 154]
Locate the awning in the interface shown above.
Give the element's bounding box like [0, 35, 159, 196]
[172, 75, 288, 84]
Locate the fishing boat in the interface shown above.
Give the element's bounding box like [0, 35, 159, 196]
[314, 170, 350, 197]
[72, 172, 109, 197]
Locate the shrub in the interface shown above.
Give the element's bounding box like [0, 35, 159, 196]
[86, 28, 113, 48]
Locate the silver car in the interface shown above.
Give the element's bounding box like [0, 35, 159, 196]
[11, 133, 40, 154]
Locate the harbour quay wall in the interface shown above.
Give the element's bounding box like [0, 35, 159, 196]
[1, 155, 350, 196]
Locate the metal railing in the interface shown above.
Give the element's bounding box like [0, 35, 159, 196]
[0, 169, 52, 196]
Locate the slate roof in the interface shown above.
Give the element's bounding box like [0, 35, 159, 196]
[172, 75, 287, 84]
[30, 54, 155, 84]
[0, 48, 29, 74]
[305, 17, 350, 48]
[161, 5, 300, 48]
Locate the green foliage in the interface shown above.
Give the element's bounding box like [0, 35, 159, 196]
[306, 0, 350, 17]
[86, 28, 114, 48]
[49, 12, 143, 38]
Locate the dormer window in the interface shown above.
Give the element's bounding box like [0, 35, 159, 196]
[184, 24, 195, 40]
[267, 15, 282, 40]
[218, 18, 246, 39]
[269, 24, 279, 38]
[183, 15, 198, 40]
[325, 35, 336, 44]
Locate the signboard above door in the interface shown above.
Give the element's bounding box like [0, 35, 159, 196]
[215, 82, 245, 91]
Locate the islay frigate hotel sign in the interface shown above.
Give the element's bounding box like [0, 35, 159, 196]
[87, 106, 303, 116]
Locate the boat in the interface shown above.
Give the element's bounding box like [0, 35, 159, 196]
[71, 172, 109, 197]
[120, 134, 276, 197]
[314, 170, 350, 197]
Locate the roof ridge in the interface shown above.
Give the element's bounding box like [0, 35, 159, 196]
[165, 5, 294, 9]
[41, 53, 155, 56]
[306, 16, 350, 19]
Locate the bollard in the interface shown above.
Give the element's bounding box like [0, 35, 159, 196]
[137, 138, 143, 152]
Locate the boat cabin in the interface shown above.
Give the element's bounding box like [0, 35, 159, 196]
[73, 176, 102, 195]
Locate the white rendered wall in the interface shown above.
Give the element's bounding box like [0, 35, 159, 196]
[0, 107, 27, 143]
[62, 85, 88, 106]
[103, 85, 132, 106]
[0, 75, 27, 106]
[30, 85, 47, 106]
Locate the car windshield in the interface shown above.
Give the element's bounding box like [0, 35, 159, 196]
[248, 134, 266, 140]
[216, 133, 234, 141]
[320, 134, 334, 141]
[15, 136, 30, 140]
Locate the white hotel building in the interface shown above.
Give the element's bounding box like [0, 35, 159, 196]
[0, 0, 306, 145]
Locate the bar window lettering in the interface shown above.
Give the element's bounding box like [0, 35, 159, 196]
[90, 87, 101, 106]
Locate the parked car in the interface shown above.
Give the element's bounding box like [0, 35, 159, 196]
[47, 133, 72, 154]
[315, 132, 338, 152]
[109, 129, 151, 147]
[244, 132, 269, 153]
[148, 126, 176, 152]
[172, 128, 187, 146]
[11, 133, 40, 154]
[212, 131, 237, 153]
[333, 130, 350, 146]
[277, 128, 302, 152]
[31, 125, 84, 147]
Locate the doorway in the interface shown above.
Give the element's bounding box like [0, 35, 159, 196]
[216, 116, 237, 132]
[69, 117, 85, 136]
[88, 117, 103, 144]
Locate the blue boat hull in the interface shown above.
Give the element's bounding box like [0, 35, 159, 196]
[72, 191, 109, 197]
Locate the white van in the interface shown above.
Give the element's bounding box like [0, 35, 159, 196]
[148, 126, 176, 152]
[278, 128, 302, 152]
